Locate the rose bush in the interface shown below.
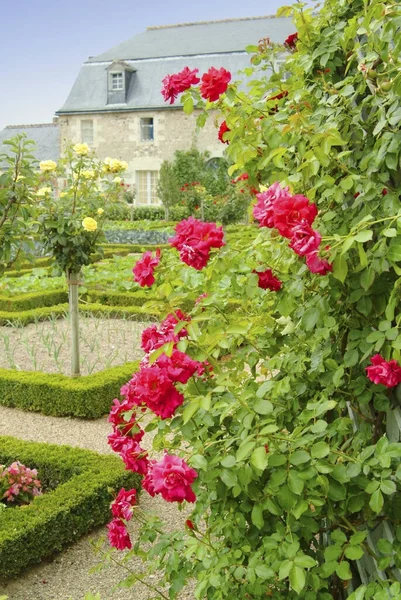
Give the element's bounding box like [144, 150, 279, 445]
[99, 0, 401, 598]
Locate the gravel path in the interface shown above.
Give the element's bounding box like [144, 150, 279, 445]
[0, 406, 193, 600]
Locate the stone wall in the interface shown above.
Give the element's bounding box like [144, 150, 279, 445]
[58, 108, 225, 199]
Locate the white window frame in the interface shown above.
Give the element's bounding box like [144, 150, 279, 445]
[140, 117, 154, 142]
[136, 170, 159, 205]
[110, 72, 124, 91]
[80, 119, 94, 145]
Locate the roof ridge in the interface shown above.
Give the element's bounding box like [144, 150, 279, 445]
[147, 15, 277, 30]
[4, 123, 58, 129]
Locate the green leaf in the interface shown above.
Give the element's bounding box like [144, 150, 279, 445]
[332, 255, 348, 283]
[220, 469, 238, 488]
[236, 441, 256, 462]
[220, 455, 236, 468]
[251, 447, 268, 470]
[183, 96, 194, 115]
[294, 554, 316, 568]
[290, 451, 310, 465]
[388, 238, 401, 262]
[336, 561, 352, 580]
[278, 560, 293, 580]
[255, 565, 274, 580]
[311, 442, 330, 459]
[354, 230, 373, 242]
[302, 308, 320, 331]
[380, 479, 397, 495]
[253, 399, 273, 414]
[377, 538, 393, 554]
[369, 489, 384, 513]
[343, 349, 359, 367]
[289, 566, 306, 594]
[251, 504, 264, 529]
[344, 545, 364, 560]
[288, 470, 305, 494]
[182, 399, 200, 424]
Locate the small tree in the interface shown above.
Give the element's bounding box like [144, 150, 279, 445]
[38, 145, 127, 376]
[157, 161, 180, 219]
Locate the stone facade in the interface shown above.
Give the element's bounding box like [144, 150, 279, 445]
[58, 108, 225, 205]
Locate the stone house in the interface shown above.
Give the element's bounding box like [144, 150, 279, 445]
[56, 16, 293, 206]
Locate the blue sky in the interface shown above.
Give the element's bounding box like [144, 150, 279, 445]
[0, 0, 313, 130]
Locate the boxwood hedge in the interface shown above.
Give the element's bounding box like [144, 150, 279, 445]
[0, 436, 139, 578]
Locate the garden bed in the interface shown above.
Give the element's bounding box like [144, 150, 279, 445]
[0, 435, 139, 579]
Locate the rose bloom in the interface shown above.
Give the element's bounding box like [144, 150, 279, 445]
[156, 349, 204, 384]
[273, 194, 318, 238]
[305, 251, 332, 275]
[82, 169, 96, 179]
[289, 221, 322, 256]
[39, 160, 57, 173]
[161, 67, 200, 104]
[169, 217, 225, 270]
[120, 440, 149, 475]
[366, 354, 401, 388]
[141, 310, 189, 353]
[133, 365, 185, 418]
[285, 32, 298, 49]
[111, 488, 137, 521]
[107, 518, 132, 550]
[36, 187, 52, 197]
[132, 249, 161, 287]
[218, 120, 230, 144]
[253, 182, 291, 228]
[253, 268, 283, 291]
[143, 453, 197, 503]
[82, 217, 97, 232]
[73, 143, 90, 155]
[200, 67, 231, 102]
[97, 208, 104, 215]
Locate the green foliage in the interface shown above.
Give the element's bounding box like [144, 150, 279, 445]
[103, 0, 401, 598]
[0, 135, 37, 273]
[0, 361, 139, 417]
[157, 161, 181, 218]
[0, 436, 139, 578]
[171, 149, 230, 196]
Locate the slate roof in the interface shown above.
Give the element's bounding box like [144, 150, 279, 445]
[57, 16, 294, 115]
[0, 123, 60, 161]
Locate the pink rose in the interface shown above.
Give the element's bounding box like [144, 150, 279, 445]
[253, 182, 291, 229]
[107, 518, 132, 550]
[289, 221, 322, 256]
[144, 453, 197, 503]
[111, 488, 137, 521]
[366, 354, 401, 388]
[305, 251, 332, 275]
[132, 249, 161, 287]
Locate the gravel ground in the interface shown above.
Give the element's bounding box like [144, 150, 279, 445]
[0, 317, 147, 375]
[0, 406, 193, 600]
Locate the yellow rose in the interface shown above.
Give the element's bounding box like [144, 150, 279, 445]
[113, 176, 122, 184]
[39, 160, 57, 173]
[82, 217, 97, 232]
[36, 187, 52, 197]
[103, 157, 128, 174]
[82, 169, 96, 179]
[97, 208, 104, 215]
[73, 143, 90, 156]
[60, 191, 68, 198]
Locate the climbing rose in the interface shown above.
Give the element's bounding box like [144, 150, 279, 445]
[253, 268, 283, 291]
[273, 194, 318, 238]
[107, 518, 132, 550]
[161, 67, 200, 104]
[253, 182, 291, 228]
[366, 354, 401, 388]
[169, 217, 225, 270]
[140, 310, 189, 353]
[111, 488, 137, 521]
[200, 67, 231, 102]
[185, 519, 195, 530]
[289, 221, 322, 256]
[120, 440, 149, 475]
[132, 249, 161, 287]
[285, 33, 298, 49]
[305, 251, 333, 275]
[218, 120, 230, 144]
[143, 453, 197, 503]
[156, 349, 205, 384]
[132, 365, 185, 418]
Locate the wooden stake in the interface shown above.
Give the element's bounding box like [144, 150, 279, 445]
[67, 270, 81, 377]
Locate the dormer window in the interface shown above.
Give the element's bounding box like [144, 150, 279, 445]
[111, 72, 124, 91]
[106, 60, 135, 105]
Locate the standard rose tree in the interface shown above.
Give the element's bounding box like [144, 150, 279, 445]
[37, 144, 128, 376]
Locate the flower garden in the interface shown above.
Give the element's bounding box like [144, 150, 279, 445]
[2, 0, 401, 598]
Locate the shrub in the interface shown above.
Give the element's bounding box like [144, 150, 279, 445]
[0, 436, 139, 578]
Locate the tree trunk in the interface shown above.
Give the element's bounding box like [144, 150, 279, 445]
[67, 270, 81, 377]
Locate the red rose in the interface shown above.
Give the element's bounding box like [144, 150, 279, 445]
[382, 188, 388, 196]
[289, 221, 322, 256]
[305, 251, 332, 276]
[218, 120, 230, 144]
[185, 519, 195, 530]
[161, 67, 200, 104]
[285, 32, 298, 49]
[132, 249, 160, 287]
[169, 217, 225, 270]
[253, 268, 283, 291]
[253, 182, 291, 229]
[273, 194, 318, 238]
[111, 488, 137, 521]
[366, 354, 401, 388]
[143, 453, 197, 503]
[200, 67, 231, 102]
[107, 518, 132, 550]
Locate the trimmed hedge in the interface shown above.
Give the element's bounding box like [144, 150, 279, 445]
[0, 436, 139, 578]
[0, 290, 68, 312]
[0, 302, 160, 326]
[0, 360, 139, 417]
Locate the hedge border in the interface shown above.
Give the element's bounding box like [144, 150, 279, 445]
[0, 301, 160, 326]
[0, 360, 139, 418]
[0, 436, 139, 578]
